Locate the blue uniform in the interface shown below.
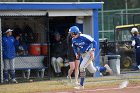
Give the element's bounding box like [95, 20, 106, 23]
[72, 34, 107, 87]
[72, 34, 97, 54]
[69, 26, 112, 89]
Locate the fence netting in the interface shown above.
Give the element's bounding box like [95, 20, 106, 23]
[0, 16, 52, 83]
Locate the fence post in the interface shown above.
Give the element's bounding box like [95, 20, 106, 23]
[0, 17, 3, 83]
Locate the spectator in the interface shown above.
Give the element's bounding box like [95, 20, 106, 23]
[51, 32, 66, 77]
[2, 29, 20, 83]
[16, 41, 28, 56]
[131, 27, 140, 70]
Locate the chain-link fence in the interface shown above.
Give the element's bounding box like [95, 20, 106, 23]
[99, 8, 140, 41]
[0, 14, 78, 83]
[99, 8, 140, 71]
[0, 16, 52, 83]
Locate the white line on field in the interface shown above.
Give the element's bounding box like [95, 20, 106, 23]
[45, 86, 140, 93]
[74, 86, 140, 92]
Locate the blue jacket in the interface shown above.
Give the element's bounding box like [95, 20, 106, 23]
[2, 35, 19, 59]
[72, 34, 97, 54]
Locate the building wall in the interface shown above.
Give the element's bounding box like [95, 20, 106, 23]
[83, 16, 93, 35]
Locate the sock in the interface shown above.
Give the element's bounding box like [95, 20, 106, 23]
[80, 77, 85, 86]
[80, 71, 86, 86]
[10, 70, 15, 79]
[4, 70, 9, 80]
[99, 67, 107, 72]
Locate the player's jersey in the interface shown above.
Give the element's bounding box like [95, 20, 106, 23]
[72, 34, 97, 54]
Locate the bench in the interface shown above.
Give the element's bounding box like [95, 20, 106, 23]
[6, 56, 48, 79]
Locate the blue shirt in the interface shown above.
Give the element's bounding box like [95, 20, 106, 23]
[2, 35, 19, 59]
[72, 34, 97, 54]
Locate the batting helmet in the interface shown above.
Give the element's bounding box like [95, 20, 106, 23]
[131, 27, 138, 33]
[69, 26, 81, 34]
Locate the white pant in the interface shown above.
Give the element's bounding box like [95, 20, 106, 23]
[80, 51, 97, 73]
[3, 58, 15, 71]
[51, 57, 63, 73]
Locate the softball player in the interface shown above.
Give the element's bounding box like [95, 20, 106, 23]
[69, 26, 113, 89]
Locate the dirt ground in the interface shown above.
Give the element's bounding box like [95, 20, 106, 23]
[1, 75, 140, 93]
[46, 84, 140, 93]
[71, 86, 140, 93]
[38, 79, 140, 93]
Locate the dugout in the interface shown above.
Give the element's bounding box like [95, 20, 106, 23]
[0, 2, 103, 83]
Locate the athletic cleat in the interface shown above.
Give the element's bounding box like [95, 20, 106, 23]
[11, 79, 18, 83]
[73, 81, 80, 86]
[138, 65, 140, 70]
[75, 81, 80, 85]
[67, 76, 72, 83]
[100, 73, 103, 76]
[74, 85, 84, 89]
[104, 64, 113, 75]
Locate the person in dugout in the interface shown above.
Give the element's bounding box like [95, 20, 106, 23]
[131, 27, 140, 70]
[51, 32, 66, 77]
[2, 29, 20, 83]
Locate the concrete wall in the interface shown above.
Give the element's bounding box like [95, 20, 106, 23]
[83, 16, 93, 36]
